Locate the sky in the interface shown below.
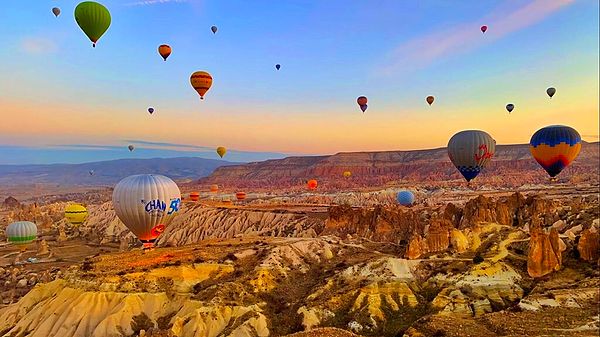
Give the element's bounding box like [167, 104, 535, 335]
[0, 0, 598, 164]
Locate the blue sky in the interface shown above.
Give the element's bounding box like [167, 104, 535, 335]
[0, 0, 598, 164]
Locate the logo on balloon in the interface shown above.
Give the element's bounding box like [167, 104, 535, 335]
[151, 224, 165, 237]
[145, 199, 167, 213]
[474, 144, 494, 161]
[167, 198, 181, 215]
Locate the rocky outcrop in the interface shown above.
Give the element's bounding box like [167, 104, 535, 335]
[2, 196, 20, 209]
[527, 227, 566, 278]
[577, 228, 599, 262]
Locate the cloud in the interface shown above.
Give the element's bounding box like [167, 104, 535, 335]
[124, 140, 212, 151]
[20, 37, 57, 54]
[377, 0, 575, 75]
[126, 0, 188, 6]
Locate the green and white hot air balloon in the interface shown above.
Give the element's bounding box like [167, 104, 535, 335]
[6, 221, 38, 250]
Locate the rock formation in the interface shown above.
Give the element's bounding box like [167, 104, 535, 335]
[527, 227, 565, 278]
[577, 228, 599, 262]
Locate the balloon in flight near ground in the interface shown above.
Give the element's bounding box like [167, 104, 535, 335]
[210, 184, 219, 193]
[6, 221, 37, 246]
[112, 174, 181, 249]
[530, 125, 581, 178]
[65, 204, 88, 227]
[89, 170, 94, 176]
[211, 25, 218, 34]
[396, 190, 415, 206]
[148, 107, 154, 114]
[275, 64, 281, 70]
[52, 7, 61, 17]
[236, 192, 247, 200]
[546, 87, 556, 98]
[426, 96, 435, 105]
[128, 145, 135, 152]
[189, 192, 200, 201]
[190, 71, 213, 100]
[158, 44, 171, 61]
[506, 104, 514, 113]
[447, 130, 496, 182]
[74, 1, 111, 47]
[343, 171, 352, 178]
[307, 179, 318, 190]
[480, 25, 487, 33]
[216, 146, 227, 158]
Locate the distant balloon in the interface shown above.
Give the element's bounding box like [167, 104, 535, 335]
[52, 7, 61, 17]
[128, 145, 135, 152]
[546, 87, 556, 98]
[530, 125, 581, 178]
[65, 204, 88, 227]
[216, 146, 227, 158]
[209, 184, 219, 193]
[190, 71, 213, 100]
[275, 64, 281, 70]
[89, 170, 95, 176]
[74, 1, 111, 47]
[506, 104, 514, 113]
[343, 171, 352, 178]
[148, 107, 154, 114]
[6, 221, 37, 246]
[447, 130, 496, 182]
[112, 174, 181, 249]
[189, 192, 200, 202]
[480, 25, 487, 33]
[307, 179, 318, 190]
[235, 192, 247, 201]
[426, 95, 435, 105]
[357, 96, 368, 112]
[211, 25, 218, 34]
[396, 190, 415, 206]
[158, 44, 171, 61]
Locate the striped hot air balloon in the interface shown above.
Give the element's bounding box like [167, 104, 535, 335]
[190, 71, 213, 100]
[530, 125, 581, 178]
[65, 204, 88, 226]
[448, 130, 496, 182]
[6, 221, 38, 246]
[189, 192, 200, 201]
[235, 192, 247, 200]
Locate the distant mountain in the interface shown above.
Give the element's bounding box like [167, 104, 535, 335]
[0, 157, 238, 186]
[197, 142, 600, 189]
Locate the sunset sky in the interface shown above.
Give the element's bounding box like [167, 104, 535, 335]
[0, 0, 598, 164]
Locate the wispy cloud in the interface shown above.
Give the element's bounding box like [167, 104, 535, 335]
[126, 0, 188, 6]
[377, 0, 575, 76]
[20, 37, 57, 54]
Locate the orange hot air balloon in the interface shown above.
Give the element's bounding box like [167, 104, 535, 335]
[209, 184, 219, 193]
[343, 171, 352, 178]
[426, 95, 434, 105]
[235, 192, 247, 200]
[158, 44, 171, 61]
[189, 191, 200, 201]
[357, 96, 367, 106]
[190, 71, 213, 100]
[307, 179, 318, 190]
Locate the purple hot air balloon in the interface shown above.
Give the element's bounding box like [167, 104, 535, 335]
[148, 107, 154, 114]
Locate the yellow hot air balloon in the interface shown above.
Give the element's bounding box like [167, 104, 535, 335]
[343, 171, 352, 178]
[65, 203, 88, 227]
[190, 71, 213, 100]
[216, 146, 227, 158]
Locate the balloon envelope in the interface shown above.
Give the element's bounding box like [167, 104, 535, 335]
[128, 145, 135, 152]
[447, 130, 496, 182]
[426, 96, 434, 105]
[216, 146, 227, 158]
[210, 184, 219, 193]
[74, 1, 111, 47]
[481, 25, 487, 33]
[357, 96, 368, 106]
[65, 204, 88, 226]
[530, 125, 581, 178]
[546, 87, 556, 98]
[52, 7, 61, 17]
[189, 192, 200, 202]
[6, 221, 37, 245]
[211, 25, 218, 34]
[112, 174, 181, 248]
[307, 179, 318, 190]
[190, 71, 213, 100]
[396, 190, 415, 206]
[236, 192, 247, 200]
[343, 171, 352, 178]
[89, 170, 94, 176]
[506, 104, 514, 113]
[158, 44, 171, 61]
[275, 64, 281, 70]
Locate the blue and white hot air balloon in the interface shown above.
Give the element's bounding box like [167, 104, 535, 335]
[396, 190, 415, 206]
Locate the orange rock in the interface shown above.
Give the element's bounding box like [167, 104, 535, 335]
[527, 227, 565, 278]
[406, 235, 426, 260]
[425, 221, 450, 253]
[578, 229, 599, 262]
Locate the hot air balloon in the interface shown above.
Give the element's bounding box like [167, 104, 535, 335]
[89, 170, 95, 176]
[275, 64, 281, 70]
[158, 44, 171, 61]
[211, 25, 218, 34]
[307, 179, 318, 190]
[396, 190, 415, 206]
[343, 171, 352, 178]
[189, 192, 200, 202]
[112, 174, 181, 249]
[530, 125, 581, 178]
[65, 204, 88, 227]
[426, 95, 435, 105]
[52, 7, 61, 17]
[210, 184, 219, 193]
[128, 145, 135, 152]
[190, 71, 213, 100]
[236, 192, 247, 201]
[447, 130, 496, 182]
[480, 25, 487, 33]
[148, 107, 154, 114]
[546, 87, 556, 98]
[506, 104, 514, 113]
[357, 96, 368, 113]
[74, 1, 111, 47]
[216, 146, 227, 158]
[6, 221, 37, 251]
